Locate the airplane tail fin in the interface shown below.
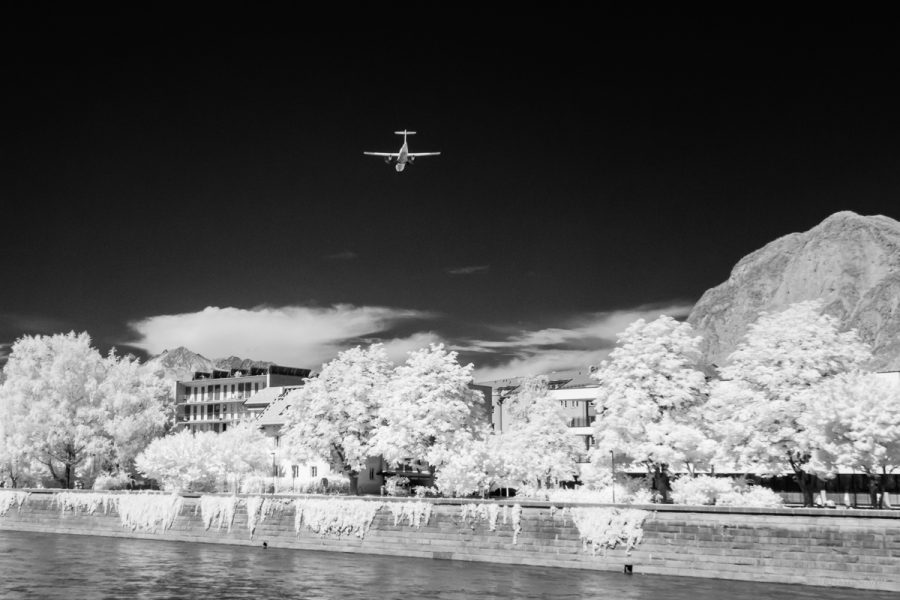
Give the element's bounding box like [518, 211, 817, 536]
[394, 130, 416, 136]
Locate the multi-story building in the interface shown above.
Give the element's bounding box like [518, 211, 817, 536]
[476, 369, 598, 461]
[174, 365, 311, 433]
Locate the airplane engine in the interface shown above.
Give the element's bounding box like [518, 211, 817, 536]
[395, 163, 406, 172]
[408, 156, 415, 163]
[384, 157, 392, 164]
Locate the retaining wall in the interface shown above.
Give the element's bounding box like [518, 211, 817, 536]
[1, 490, 898, 592]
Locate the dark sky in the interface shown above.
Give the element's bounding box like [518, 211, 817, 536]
[2, 26, 899, 377]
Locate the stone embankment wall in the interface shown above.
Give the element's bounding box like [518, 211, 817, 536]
[1, 490, 898, 592]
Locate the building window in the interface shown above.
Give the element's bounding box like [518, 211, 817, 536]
[292, 465, 299, 478]
[214, 385, 221, 400]
[369, 468, 375, 480]
[275, 436, 280, 447]
[310, 466, 317, 478]
[255, 383, 259, 393]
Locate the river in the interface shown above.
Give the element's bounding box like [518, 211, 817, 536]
[0, 531, 894, 599]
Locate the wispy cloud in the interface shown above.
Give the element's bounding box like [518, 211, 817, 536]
[324, 250, 358, 261]
[125, 300, 694, 381]
[377, 332, 446, 364]
[446, 265, 490, 276]
[466, 303, 694, 382]
[127, 304, 435, 370]
[0, 342, 11, 363]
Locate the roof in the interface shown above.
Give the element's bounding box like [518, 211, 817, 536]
[243, 386, 286, 408]
[256, 394, 295, 427]
[476, 368, 599, 392]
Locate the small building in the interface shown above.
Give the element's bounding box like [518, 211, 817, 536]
[476, 369, 598, 462]
[174, 364, 311, 433]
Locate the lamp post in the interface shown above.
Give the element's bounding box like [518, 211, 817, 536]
[270, 451, 277, 494]
[610, 450, 616, 504]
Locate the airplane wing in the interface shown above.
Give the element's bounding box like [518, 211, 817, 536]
[407, 152, 441, 157]
[363, 152, 399, 157]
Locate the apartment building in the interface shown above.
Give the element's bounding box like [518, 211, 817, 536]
[476, 369, 598, 461]
[174, 365, 311, 433]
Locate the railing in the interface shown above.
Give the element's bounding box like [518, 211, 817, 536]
[566, 416, 596, 428]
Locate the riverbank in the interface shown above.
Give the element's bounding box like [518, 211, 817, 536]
[1, 490, 898, 592]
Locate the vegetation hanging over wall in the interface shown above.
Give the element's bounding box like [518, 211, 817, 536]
[117, 494, 184, 532]
[245, 496, 289, 538]
[52, 491, 184, 532]
[388, 500, 432, 529]
[459, 503, 523, 542]
[56, 492, 117, 515]
[567, 507, 649, 555]
[198, 495, 237, 532]
[0, 490, 29, 516]
[294, 498, 381, 539]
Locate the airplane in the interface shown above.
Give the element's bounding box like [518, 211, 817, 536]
[364, 130, 440, 172]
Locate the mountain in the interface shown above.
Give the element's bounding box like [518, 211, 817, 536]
[213, 356, 274, 372]
[143, 347, 276, 385]
[688, 211, 900, 371]
[143, 347, 216, 384]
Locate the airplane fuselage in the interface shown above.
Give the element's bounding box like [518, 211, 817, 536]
[396, 142, 409, 171]
[364, 130, 438, 172]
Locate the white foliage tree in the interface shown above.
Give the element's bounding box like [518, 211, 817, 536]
[281, 344, 393, 495]
[371, 344, 489, 472]
[99, 354, 172, 468]
[589, 316, 712, 501]
[800, 372, 900, 508]
[495, 377, 582, 489]
[434, 437, 495, 498]
[0, 409, 35, 487]
[0, 332, 170, 488]
[708, 300, 872, 506]
[136, 424, 270, 492]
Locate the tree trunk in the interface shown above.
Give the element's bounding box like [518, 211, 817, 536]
[347, 470, 359, 496]
[46, 460, 67, 489]
[788, 454, 815, 507]
[867, 474, 879, 508]
[650, 463, 670, 503]
[793, 469, 815, 507]
[877, 467, 890, 509]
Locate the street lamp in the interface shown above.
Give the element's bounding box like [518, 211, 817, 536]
[270, 451, 277, 494]
[610, 451, 616, 504]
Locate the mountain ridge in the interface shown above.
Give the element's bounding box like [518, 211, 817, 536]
[688, 211, 900, 371]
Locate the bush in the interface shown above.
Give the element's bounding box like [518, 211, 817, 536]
[671, 475, 734, 505]
[240, 475, 350, 495]
[384, 475, 410, 497]
[717, 485, 783, 507]
[517, 477, 654, 505]
[670, 476, 784, 507]
[93, 471, 131, 491]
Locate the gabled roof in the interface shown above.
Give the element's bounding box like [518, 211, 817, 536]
[256, 394, 295, 427]
[243, 386, 285, 408]
[476, 368, 599, 392]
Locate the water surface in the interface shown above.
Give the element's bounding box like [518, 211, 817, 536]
[0, 531, 894, 599]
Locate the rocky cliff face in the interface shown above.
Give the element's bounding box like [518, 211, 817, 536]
[688, 211, 900, 371]
[143, 347, 217, 384]
[143, 347, 274, 384]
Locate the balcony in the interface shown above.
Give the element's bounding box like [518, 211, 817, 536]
[566, 416, 596, 428]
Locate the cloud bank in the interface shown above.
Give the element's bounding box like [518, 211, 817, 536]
[126, 300, 694, 381]
[467, 303, 694, 382]
[128, 304, 435, 370]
